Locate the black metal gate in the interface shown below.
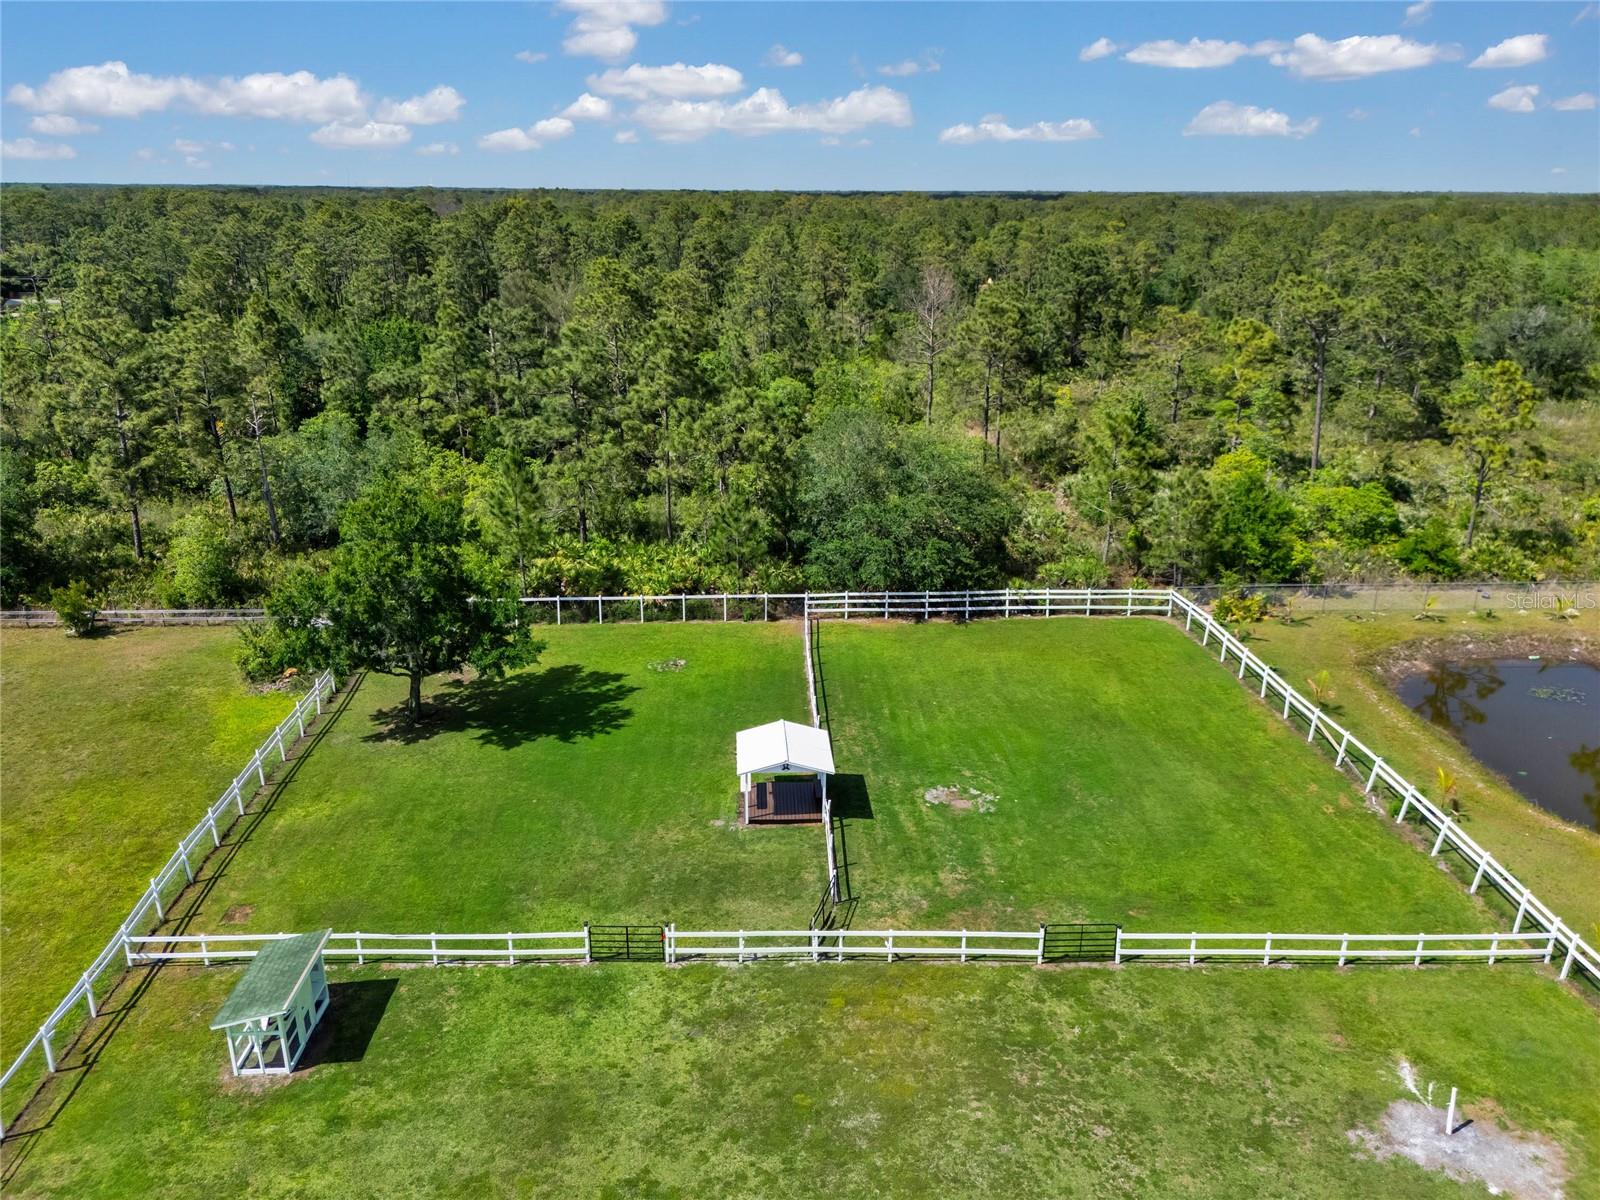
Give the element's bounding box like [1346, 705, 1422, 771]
[1041, 923, 1119, 963]
[587, 925, 666, 962]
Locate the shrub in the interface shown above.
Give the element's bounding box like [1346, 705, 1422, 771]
[161, 510, 247, 608]
[1212, 589, 1268, 624]
[49, 581, 99, 636]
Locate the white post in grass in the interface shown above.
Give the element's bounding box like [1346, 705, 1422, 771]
[42, 1028, 56, 1073]
[1445, 1087, 1457, 1136]
[598, 596, 605, 625]
[1113, 927, 1122, 964]
[148, 879, 164, 922]
[1335, 731, 1350, 769]
[1415, 935, 1426, 967]
[1037, 925, 1046, 965]
[1560, 938, 1578, 980]
[1470, 855, 1490, 893]
[1307, 711, 1320, 744]
[583, 923, 592, 964]
[681, 595, 687, 622]
[1512, 893, 1528, 934]
[507, 933, 515, 966]
[81, 972, 96, 1019]
[1189, 933, 1197, 966]
[556, 596, 562, 625]
[1338, 935, 1349, 968]
[1368, 758, 1385, 795]
[1431, 819, 1451, 856]
[201, 935, 211, 966]
[1488, 934, 1498, 966]
[1263, 934, 1272, 966]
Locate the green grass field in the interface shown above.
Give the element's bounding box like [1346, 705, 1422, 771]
[0, 627, 289, 1062]
[165, 617, 1486, 941]
[818, 619, 1486, 933]
[4, 961, 1597, 1198]
[4, 613, 1597, 1198]
[172, 622, 821, 936]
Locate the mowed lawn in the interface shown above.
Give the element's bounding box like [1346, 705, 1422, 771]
[817, 619, 1489, 932]
[180, 622, 822, 936]
[0, 627, 290, 1062]
[5, 961, 1597, 1198]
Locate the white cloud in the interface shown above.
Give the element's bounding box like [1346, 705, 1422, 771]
[515, 50, 549, 64]
[1347, 107, 1371, 120]
[29, 114, 99, 135]
[1, 137, 77, 160]
[1487, 84, 1540, 112]
[938, 115, 1100, 143]
[1078, 37, 1121, 62]
[1470, 34, 1549, 68]
[7, 60, 369, 122]
[416, 141, 460, 155]
[173, 138, 206, 154]
[562, 92, 614, 120]
[1124, 39, 1275, 69]
[1552, 166, 1568, 174]
[133, 147, 156, 160]
[310, 120, 412, 148]
[376, 85, 464, 125]
[1184, 100, 1320, 138]
[764, 44, 803, 68]
[1268, 34, 1458, 80]
[557, 0, 668, 61]
[1552, 91, 1598, 110]
[476, 117, 575, 151]
[184, 155, 209, 169]
[1402, 0, 1433, 27]
[588, 62, 744, 99]
[614, 128, 639, 143]
[876, 52, 940, 76]
[632, 84, 911, 141]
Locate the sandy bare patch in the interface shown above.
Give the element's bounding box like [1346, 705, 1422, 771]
[1349, 1060, 1569, 1198]
[923, 785, 997, 813]
[222, 904, 255, 924]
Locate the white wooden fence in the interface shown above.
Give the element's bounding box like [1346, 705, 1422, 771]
[1163, 590, 1599, 988]
[124, 929, 590, 966]
[1115, 931, 1558, 966]
[0, 607, 267, 627]
[0, 670, 337, 1135]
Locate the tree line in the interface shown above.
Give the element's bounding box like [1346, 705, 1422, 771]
[2, 184, 1596, 615]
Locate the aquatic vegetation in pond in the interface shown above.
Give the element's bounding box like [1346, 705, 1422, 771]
[1395, 658, 1600, 831]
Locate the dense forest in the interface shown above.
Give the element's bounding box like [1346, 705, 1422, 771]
[2, 185, 1597, 611]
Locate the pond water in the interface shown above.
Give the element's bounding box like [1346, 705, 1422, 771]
[1395, 658, 1600, 831]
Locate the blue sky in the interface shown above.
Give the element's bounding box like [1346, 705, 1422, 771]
[2, 1, 1596, 191]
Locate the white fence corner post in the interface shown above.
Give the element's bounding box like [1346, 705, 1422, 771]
[1037, 924, 1046, 965]
[81, 972, 96, 1019]
[583, 923, 592, 964]
[1113, 927, 1122, 964]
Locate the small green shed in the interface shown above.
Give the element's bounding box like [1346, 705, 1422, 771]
[210, 929, 332, 1076]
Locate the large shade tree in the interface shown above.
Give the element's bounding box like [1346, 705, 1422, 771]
[267, 448, 541, 720]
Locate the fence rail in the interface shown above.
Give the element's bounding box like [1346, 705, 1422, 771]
[125, 929, 591, 966]
[0, 670, 337, 1135]
[0, 607, 266, 627]
[1164, 590, 1599, 988]
[666, 926, 1048, 963]
[1116, 931, 1557, 966]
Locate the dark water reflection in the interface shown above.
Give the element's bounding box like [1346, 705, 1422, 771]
[1396, 658, 1600, 830]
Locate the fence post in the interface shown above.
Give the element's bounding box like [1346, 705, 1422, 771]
[1488, 934, 1498, 966]
[1263, 934, 1272, 966]
[960, 931, 968, 964]
[1189, 933, 1197, 966]
[1415, 934, 1425, 967]
[886, 933, 894, 964]
[276, 731, 287, 762]
[1512, 893, 1528, 934]
[1544, 928, 1557, 964]
[431, 934, 439, 966]
[764, 596, 769, 622]
[148, 878, 164, 922]
[811, 930, 819, 964]
[82, 971, 97, 1019]
[1368, 758, 1385, 796]
[738, 931, 746, 963]
[1470, 855, 1490, 893]
[1335, 731, 1350, 769]
[179, 841, 194, 883]
[1431, 819, 1451, 856]
[1113, 927, 1122, 964]
[584, 923, 592, 964]
[254, 757, 265, 788]
[599, 596, 605, 625]
[1037, 924, 1046, 965]
[681, 595, 687, 622]
[201, 934, 211, 966]
[1560, 938, 1578, 981]
[1004, 590, 1011, 618]
[1307, 711, 1320, 744]
[556, 596, 562, 625]
[507, 933, 515, 966]
[354, 932, 365, 965]
[639, 596, 645, 623]
[42, 1028, 56, 1073]
[208, 813, 220, 848]
[1260, 669, 1271, 699]
[1282, 690, 1292, 720]
[1338, 935, 1349, 968]
[723, 596, 729, 622]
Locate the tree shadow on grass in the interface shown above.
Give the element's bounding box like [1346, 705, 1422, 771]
[298, 979, 397, 1069]
[362, 664, 638, 750]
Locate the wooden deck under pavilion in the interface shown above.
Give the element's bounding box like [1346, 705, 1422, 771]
[742, 777, 824, 825]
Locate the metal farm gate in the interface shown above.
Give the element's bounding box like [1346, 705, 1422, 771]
[587, 925, 666, 962]
[1041, 924, 1120, 963]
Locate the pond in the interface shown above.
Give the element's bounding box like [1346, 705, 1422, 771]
[1396, 657, 1600, 830]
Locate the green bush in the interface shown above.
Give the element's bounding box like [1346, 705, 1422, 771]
[161, 510, 247, 608]
[1212, 589, 1269, 624]
[49, 581, 99, 636]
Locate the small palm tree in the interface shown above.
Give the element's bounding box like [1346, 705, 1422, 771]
[1435, 766, 1463, 818]
[1552, 595, 1580, 621]
[1414, 594, 1442, 622]
[1306, 669, 1336, 706]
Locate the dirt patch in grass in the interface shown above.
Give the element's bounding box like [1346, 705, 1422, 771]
[648, 658, 687, 673]
[923, 786, 997, 813]
[221, 904, 255, 924]
[1349, 1100, 1568, 1199]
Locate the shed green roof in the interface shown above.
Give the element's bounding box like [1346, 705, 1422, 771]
[210, 930, 332, 1029]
